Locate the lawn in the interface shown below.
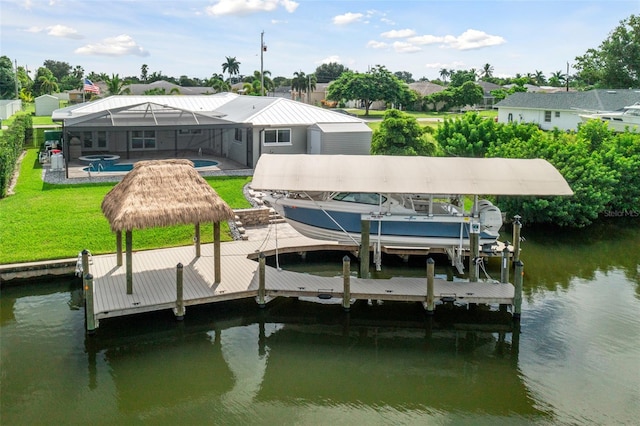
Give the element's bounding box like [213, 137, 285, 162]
[0, 149, 252, 264]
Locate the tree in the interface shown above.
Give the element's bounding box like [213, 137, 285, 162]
[326, 65, 413, 115]
[34, 67, 58, 95]
[371, 109, 438, 156]
[314, 62, 348, 83]
[0, 56, 17, 99]
[439, 68, 450, 83]
[104, 73, 125, 95]
[549, 70, 566, 87]
[393, 71, 414, 83]
[43, 59, 71, 82]
[141, 64, 148, 82]
[222, 56, 241, 83]
[533, 70, 546, 86]
[574, 14, 640, 88]
[449, 69, 476, 88]
[480, 63, 494, 80]
[291, 70, 307, 101]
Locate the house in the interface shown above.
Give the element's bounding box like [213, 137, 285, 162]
[51, 93, 372, 168]
[494, 89, 640, 131]
[35, 94, 60, 117]
[476, 81, 502, 109]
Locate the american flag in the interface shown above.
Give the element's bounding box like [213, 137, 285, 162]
[83, 78, 100, 94]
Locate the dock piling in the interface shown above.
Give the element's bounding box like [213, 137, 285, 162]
[84, 273, 96, 333]
[175, 263, 185, 320]
[500, 246, 510, 284]
[214, 222, 221, 284]
[512, 215, 522, 264]
[81, 249, 90, 300]
[513, 260, 524, 319]
[342, 255, 351, 312]
[359, 219, 370, 278]
[426, 257, 435, 315]
[469, 221, 480, 282]
[258, 252, 266, 308]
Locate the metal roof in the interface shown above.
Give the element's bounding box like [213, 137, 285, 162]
[495, 89, 640, 112]
[251, 154, 573, 196]
[52, 93, 367, 127]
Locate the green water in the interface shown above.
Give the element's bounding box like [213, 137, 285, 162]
[1, 220, 639, 425]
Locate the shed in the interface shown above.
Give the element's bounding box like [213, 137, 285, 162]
[0, 99, 22, 120]
[307, 122, 372, 155]
[35, 94, 60, 117]
[101, 159, 235, 293]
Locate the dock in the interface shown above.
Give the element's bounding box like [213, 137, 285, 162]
[81, 223, 517, 332]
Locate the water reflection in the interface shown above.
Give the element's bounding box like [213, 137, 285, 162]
[77, 298, 533, 421]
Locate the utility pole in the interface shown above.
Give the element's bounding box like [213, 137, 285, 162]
[260, 31, 266, 96]
[14, 59, 19, 99]
[566, 62, 570, 92]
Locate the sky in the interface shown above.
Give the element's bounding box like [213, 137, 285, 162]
[1, 0, 638, 82]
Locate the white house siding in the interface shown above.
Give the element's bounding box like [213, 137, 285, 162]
[497, 107, 582, 131]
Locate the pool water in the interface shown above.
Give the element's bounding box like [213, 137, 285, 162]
[83, 159, 218, 172]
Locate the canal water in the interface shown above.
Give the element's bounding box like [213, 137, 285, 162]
[1, 220, 639, 425]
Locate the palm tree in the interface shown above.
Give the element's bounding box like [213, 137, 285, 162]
[222, 56, 241, 83]
[439, 68, 450, 83]
[481, 63, 494, 80]
[534, 70, 546, 86]
[38, 74, 58, 94]
[292, 70, 307, 101]
[105, 73, 125, 95]
[141, 64, 148, 82]
[549, 70, 566, 87]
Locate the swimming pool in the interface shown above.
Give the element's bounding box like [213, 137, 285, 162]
[83, 159, 219, 172]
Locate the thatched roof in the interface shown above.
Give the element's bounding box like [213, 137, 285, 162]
[101, 159, 235, 232]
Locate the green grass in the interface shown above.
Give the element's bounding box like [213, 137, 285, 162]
[0, 149, 252, 264]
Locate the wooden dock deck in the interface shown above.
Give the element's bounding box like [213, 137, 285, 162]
[84, 224, 515, 330]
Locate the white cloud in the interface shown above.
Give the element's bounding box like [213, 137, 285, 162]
[381, 29, 416, 39]
[333, 12, 363, 25]
[393, 41, 421, 53]
[408, 35, 444, 45]
[409, 29, 506, 50]
[47, 24, 83, 39]
[448, 29, 506, 50]
[424, 61, 466, 70]
[25, 24, 83, 39]
[205, 0, 298, 16]
[366, 40, 387, 49]
[317, 55, 341, 65]
[75, 34, 149, 57]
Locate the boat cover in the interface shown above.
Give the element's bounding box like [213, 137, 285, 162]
[251, 154, 573, 196]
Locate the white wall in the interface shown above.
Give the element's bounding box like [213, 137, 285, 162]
[497, 107, 583, 131]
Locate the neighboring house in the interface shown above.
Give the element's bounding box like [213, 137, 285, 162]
[494, 89, 640, 131]
[35, 94, 60, 117]
[0, 99, 22, 120]
[122, 80, 215, 95]
[476, 81, 502, 109]
[51, 93, 372, 168]
[408, 81, 446, 110]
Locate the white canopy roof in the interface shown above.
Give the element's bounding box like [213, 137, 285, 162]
[251, 154, 573, 196]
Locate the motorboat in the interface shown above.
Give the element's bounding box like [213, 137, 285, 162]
[262, 191, 502, 248]
[261, 190, 503, 272]
[579, 103, 640, 132]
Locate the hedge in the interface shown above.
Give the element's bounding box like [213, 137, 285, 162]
[0, 113, 33, 198]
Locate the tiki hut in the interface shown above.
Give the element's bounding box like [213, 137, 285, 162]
[101, 159, 235, 293]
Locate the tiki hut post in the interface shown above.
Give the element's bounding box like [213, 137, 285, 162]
[116, 230, 123, 266]
[126, 230, 133, 294]
[214, 221, 221, 284]
[195, 222, 201, 258]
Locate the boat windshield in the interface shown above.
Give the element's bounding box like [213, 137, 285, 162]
[332, 192, 386, 205]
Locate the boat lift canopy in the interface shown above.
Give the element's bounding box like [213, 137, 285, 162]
[251, 154, 573, 196]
